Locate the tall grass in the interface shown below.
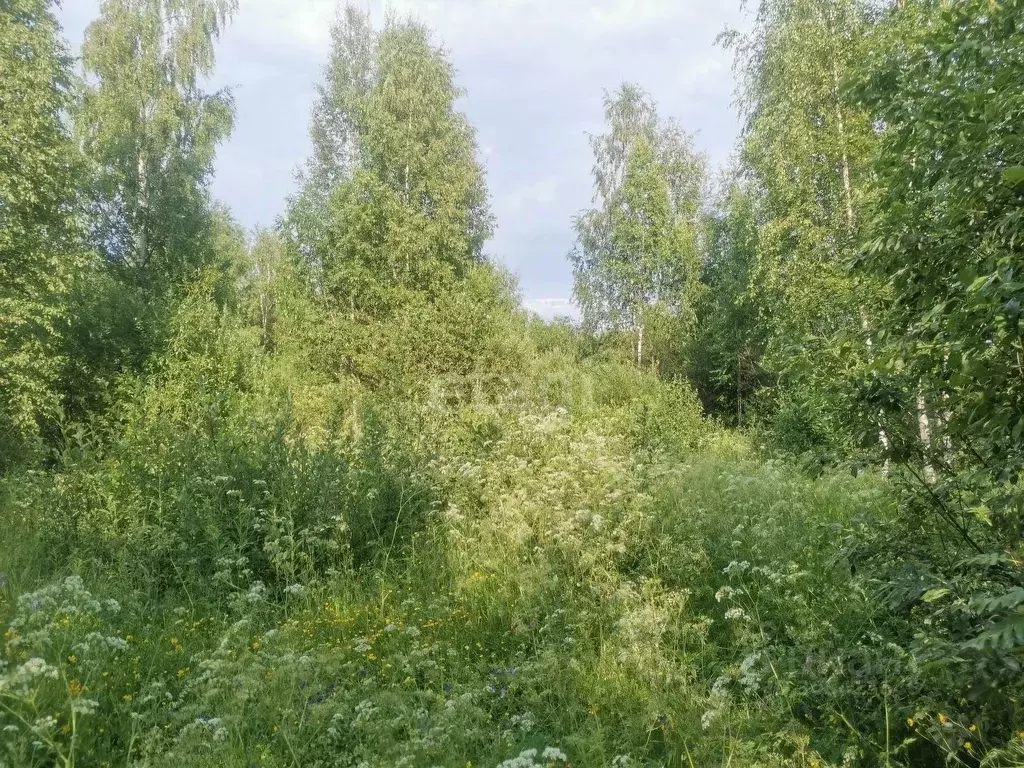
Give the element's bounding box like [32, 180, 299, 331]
[1, 293, 999, 767]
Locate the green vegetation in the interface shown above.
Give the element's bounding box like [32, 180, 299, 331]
[1, 0, 1023, 766]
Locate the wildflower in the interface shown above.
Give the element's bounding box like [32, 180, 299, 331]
[67, 655, 78, 665]
[177, 668, 189, 678]
[964, 742, 973, 751]
[938, 713, 949, 725]
[969, 724, 978, 732]
[19, 658, 57, 681]
[70, 698, 99, 715]
[68, 679, 84, 697]
[907, 717, 914, 727]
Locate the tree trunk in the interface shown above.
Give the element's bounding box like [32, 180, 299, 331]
[918, 392, 936, 483]
[636, 323, 644, 368]
[737, 348, 744, 428]
[136, 151, 150, 269]
[832, 62, 855, 233]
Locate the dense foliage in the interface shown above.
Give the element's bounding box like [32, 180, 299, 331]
[0, 0, 81, 466]
[1, 0, 1023, 766]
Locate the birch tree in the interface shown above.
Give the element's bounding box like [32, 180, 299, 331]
[720, 0, 883, 450]
[77, 0, 237, 286]
[291, 8, 493, 315]
[570, 83, 705, 366]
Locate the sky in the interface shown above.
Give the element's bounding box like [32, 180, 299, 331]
[56, 0, 748, 320]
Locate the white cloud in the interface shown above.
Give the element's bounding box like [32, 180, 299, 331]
[498, 175, 560, 218]
[381, 0, 729, 50]
[523, 297, 580, 322]
[230, 0, 336, 58]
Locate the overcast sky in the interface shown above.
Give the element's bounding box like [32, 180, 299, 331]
[56, 0, 748, 319]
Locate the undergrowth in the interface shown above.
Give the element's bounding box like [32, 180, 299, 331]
[2, 295, 1021, 767]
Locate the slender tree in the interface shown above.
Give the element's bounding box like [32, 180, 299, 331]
[693, 170, 764, 424]
[77, 0, 237, 286]
[288, 4, 375, 281]
[858, 0, 1024, 540]
[0, 0, 81, 463]
[570, 83, 705, 366]
[719, 0, 882, 449]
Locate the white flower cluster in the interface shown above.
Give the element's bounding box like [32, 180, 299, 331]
[0, 657, 59, 694]
[701, 674, 732, 730]
[724, 607, 748, 622]
[496, 747, 569, 768]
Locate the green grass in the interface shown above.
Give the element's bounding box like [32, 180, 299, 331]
[1, 350, 922, 767]
[3, 303, 1013, 767]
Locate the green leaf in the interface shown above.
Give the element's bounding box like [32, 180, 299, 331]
[922, 588, 951, 603]
[965, 611, 1024, 651]
[1002, 166, 1024, 187]
[970, 505, 993, 525]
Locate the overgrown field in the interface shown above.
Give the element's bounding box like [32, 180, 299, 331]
[0, 299, 986, 767]
[4, 0, 1024, 764]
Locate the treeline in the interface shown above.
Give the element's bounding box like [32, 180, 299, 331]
[573, 0, 1024, 700]
[568, 0, 1024, 757]
[1, 0, 521, 466]
[2, 0, 1024, 764]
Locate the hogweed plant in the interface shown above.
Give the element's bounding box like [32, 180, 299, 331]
[0, 576, 127, 768]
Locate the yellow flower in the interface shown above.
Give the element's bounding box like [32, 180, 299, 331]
[907, 717, 915, 728]
[177, 668, 189, 678]
[67, 655, 78, 665]
[969, 724, 978, 733]
[68, 679, 84, 697]
[938, 713, 949, 725]
[964, 741, 973, 751]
